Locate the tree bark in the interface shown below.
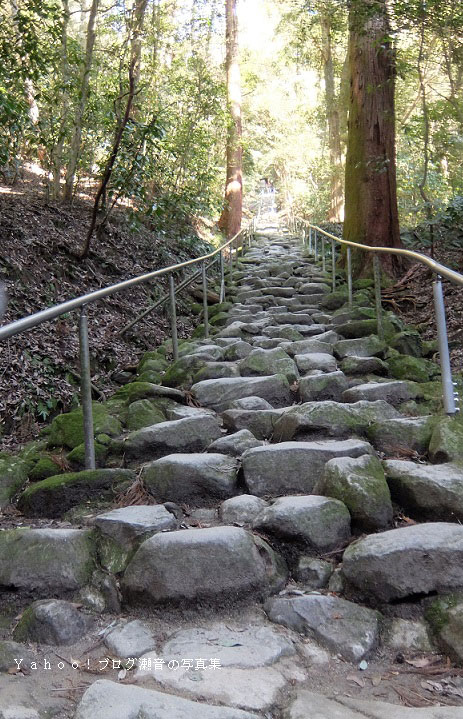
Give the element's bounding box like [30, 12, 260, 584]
[51, 0, 70, 200]
[320, 12, 343, 222]
[343, 0, 402, 277]
[63, 0, 99, 203]
[218, 0, 242, 240]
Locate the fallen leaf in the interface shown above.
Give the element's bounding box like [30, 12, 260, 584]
[347, 674, 365, 688]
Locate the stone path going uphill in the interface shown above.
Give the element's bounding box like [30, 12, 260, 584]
[2, 222, 463, 718]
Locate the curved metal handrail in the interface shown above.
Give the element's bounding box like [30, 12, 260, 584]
[0, 224, 251, 341]
[295, 218, 463, 287]
[292, 215, 461, 416]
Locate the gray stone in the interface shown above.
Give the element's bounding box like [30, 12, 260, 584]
[208, 429, 264, 457]
[75, 680, 260, 719]
[221, 408, 287, 439]
[0, 708, 39, 719]
[427, 595, 463, 663]
[161, 623, 295, 667]
[266, 594, 380, 661]
[273, 400, 400, 442]
[122, 414, 222, 460]
[188, 344, 224, 361]
[104, 620, 156, 658]
[0, 528, 94, 594]
[384, 618, 433, 652]
[295, 557, 333, 587]
[122, 526, 287, 605]
[342, 523, 463, 601]
[253, 495, 350, 552]
[126, 399, 165, 431]
[384, 460, 463, 521]
[334, 335, 386, 359]
[13, 599, 91, 645]
[429, 416, 463, 463]
[193, 362, 240, 382]
[141, 453, 239, 505]
[280, 339, 334, 357]
[367, 416, 436, 455]
[239, 348, 298, 383]
[342, 380, 418, 406]
[95, 504, 178, 543]
[318, 454, 393, 531]
[223, 341, 254, 360]
[219, 495, 268, 524]
[192, 375, 293, 412]
[273, 312, 314, 325]
[242, 439, 373, 496]
[295, 353, 337, 373]
[340, 355, 388, 376]
[299, 371, 349, 402]
[0, 641, 35, 672]
[229, 396, 273, 411]
[164, 404, 215, 421]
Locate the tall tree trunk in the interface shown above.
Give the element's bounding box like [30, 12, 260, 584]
[343, 0, 402, 277]
[320, 12, 343, 222]
[51, 0, 70, 200]
[218, 0, 242, 240]
[63, 0, 99, 203]
[9, 0, 39, 125]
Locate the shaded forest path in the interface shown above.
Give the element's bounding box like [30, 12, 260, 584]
[1, 220, 463, 718]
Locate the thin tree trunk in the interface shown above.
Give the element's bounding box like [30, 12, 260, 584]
[343, 0, 402, 277]
[9, 1, 39, 125]
[417, 19, 434, 258]
[218, 0, 242, 240]
[51, 0, 70, 200]
[63, 0, 99, 203]
[321, 13, 343, 222]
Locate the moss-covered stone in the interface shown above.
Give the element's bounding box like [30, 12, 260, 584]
[48, 403, 122, 449]
[67, 441, 109, 468]
[191, 323, 206, 339]
[386, 354, 440, 383]
[425, 594, 463, 664]
[137, 354, 168, 374]
[17, 468, 135, 518]
[29, 456, 62, 481]
[320, 288, 349, 310]
[209, 312, 229, 327]
[390, 330, 423, 357]
[429, 415, 463, 462]
[209, 301, 233, 317]
[367, 415, 437, 455]
[97, 534, 136, 574]
[353, 279, 374, 290]
[318, 454, 393, 531]
[135, 370, 162, 384]
[126, 399, 166, 431]
[0, 456, 28, 508]
[0, 640, 36, 671]
[162, 355, 205, 388]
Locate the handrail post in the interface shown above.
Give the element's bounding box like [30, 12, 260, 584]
[169, 275, 178, 361]
[229, 245, 233, 283]
[202, 260, 209, 338]
[331, 240, 336, 292]
[347, 247, 353, 308]
[433, 276, 457, 415]
[314, 230, 318, 262]
[79, 305, 96, 470]
[321, 235, 326, 273]
[219, 250, 225, 302]
[302, 229, 305, 247]
[309, 227, 312, 254]
[373, 254, 384, 341]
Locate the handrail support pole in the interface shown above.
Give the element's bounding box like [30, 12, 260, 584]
[373, 254, 384, 341]
[331, 240, 336, 292]
[202, 261, 209, 338]
[347, 247, 353, 308]
[79, 305, 96, 470]
[433, 276, 457, 415]
[169, 275, 178, 361]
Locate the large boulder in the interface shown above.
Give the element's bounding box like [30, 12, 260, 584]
[334, 335, 386, 359]
[242, 439, 373, 496]
[265, 595, 381, 662]
[75, 680, 260, 719]
[48, 403, 122, 449]
[299, 372, 348, 402]
[13, 599, 92, 645]
[426, 594, 463, 664]
[252, 495, 351, 552]
[239, 348, 298, 383]
[191, 374, 293, 412]
[0, 528, 95, 594]
[280, 339, 334, 357]
[343, 523, 463, 601]
[122, 526, 287, 606]
[18, 468, 135, 518]
[384, 460, 463, 521]
[221, 408, 287, 440]
[295, 353, 337, 373]
[317, 454, 393, 531]
[342, 380, 419, 406]
[429, 416, 463, 463]
[126, 399, 165, 431]
[0, 456, 28, 508]
[273, 400, 400, 442]
[367, 416, 436, 455]
[141, 453, 239, 505]
[219, 495, 268, 525]
[208, 429, 264, 457]
[121, 414, 222, 460]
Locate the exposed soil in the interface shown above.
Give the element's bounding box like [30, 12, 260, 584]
[0, 166, 220, 450]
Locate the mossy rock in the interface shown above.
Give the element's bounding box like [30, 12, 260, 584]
[425, 594, 463, 664]
[429, 415, 463, 462]
[390, 330, 423, 358]
[321, 288, 349, 310]
[112, 381, 183, 405]
[422, 339, 439, 358]
[97, 534, 136, 574]
[48, 403, 122, 450]
[386, 354, 440, 383]
[191, 323, 206, 339]
[17, 468, 135, 518]
[353, 279, 374, 290]
[67, 441, 109, 468]
[137, 358, 167, 376]
[29, 456, 63, 481]
[0, 456, 29, 508]
[17, 439, 49, 472]
[162, 355, 205, 388]
[209, 301, 233, 317]
[209, 312, 229, 327]
[126, 399, 166, 431]
[136, 370, 162, 384]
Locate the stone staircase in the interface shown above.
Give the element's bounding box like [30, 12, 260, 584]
[1, 222, 463, 718]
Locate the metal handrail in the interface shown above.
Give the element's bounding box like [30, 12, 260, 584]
[0, 217, 257, 468]
[292, 215, 462, 416]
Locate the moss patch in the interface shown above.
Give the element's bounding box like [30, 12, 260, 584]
[48, 403, 122, 449]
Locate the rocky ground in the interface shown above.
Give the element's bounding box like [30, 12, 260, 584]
[1, 220, 463, 718]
